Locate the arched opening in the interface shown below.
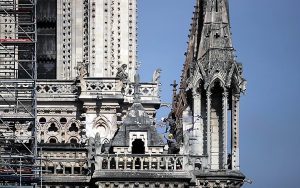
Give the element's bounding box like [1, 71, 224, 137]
[132, 139, 145, 154]
[210, 81, 225, 169]
[49, 138, 57, 143]
[60, 117, 67, 124]
[48, 123, 58, 132]
[69, 123, 79, 132]
[70, 138, 78, 144]
[39, 117, 46, 124]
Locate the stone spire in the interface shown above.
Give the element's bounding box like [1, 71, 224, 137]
[172, 0, 246, 171]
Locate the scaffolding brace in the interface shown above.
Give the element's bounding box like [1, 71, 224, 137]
[0, 0, 39, 186]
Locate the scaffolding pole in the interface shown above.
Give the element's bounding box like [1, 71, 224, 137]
[0, 0, 39, 186]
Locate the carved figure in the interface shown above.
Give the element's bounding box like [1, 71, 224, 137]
[152, 68, 162, 83]
[76, 61, 88, 92]
[164, 134, 180, 154]
[240, 79, 247, 93]
[116, 64, 129, 93]
[116, 64, 128, 82]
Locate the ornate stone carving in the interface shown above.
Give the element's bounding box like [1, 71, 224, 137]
[152, 68, 161, 83]
[76, 61, 88, 92]
[116, 64, 129, 92]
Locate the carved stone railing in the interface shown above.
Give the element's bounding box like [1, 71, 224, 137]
[34, 79, 160, 103]
[81, 77, 121, 97]
[94, 154, 189, 171]
[124, 82, 160, 103]
[36, 80, 78, 99]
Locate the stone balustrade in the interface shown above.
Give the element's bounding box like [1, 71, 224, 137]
[95, 154, 187, 171]
[35, 79, 160, 102]
[37, 80, 78, 97]
[82, 77, 121, 96]
[124, 82, 160, 103]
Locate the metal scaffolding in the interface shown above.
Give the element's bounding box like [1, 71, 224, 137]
[0, 0, 39, 186]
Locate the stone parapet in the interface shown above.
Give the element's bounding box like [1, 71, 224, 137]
[37, 80, 78, 101]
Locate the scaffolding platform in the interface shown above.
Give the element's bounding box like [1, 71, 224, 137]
[0, 39, 33, 44]
[0, 0, 39, 186]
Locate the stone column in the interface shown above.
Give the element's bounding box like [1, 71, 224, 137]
[54, 163, 57, 174]
[206, 91, 211, 167]
[62, 164, 65, 174]
[56, 0, 63, 79]
[222, 91, 228, 168]
[231, 94, 240, 170]
[116, 156, 119, 170]
[192, 89, 204, 155]
[71, 164, 74, 174]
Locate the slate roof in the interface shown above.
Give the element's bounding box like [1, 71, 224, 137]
[111, 102, 164, 147]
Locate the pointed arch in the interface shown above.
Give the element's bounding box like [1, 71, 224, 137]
[68, 137, 79, 144]
[47, 118, 62, 130]
[93, 115, 112, 138]
[66, 118, 81, 135]
[209, 75, 226, 91]
[48, 136, 58, 144]
[46, 118, 61, 136]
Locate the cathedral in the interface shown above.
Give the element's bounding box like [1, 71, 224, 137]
[0, 0, 247, 187]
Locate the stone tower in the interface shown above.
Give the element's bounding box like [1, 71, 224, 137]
[171, 0, 246, 186]
[37, 0, 137, 81]
[33, 0, 147, 144]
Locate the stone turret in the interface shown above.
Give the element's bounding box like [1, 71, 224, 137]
[111, 74, 164, 154]
[171, 0, 246, 187]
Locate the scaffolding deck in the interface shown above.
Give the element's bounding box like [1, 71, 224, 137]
[0, 0, 39, 186]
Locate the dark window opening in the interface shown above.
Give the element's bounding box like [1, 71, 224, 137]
[135, 158, 141, 170]
[37, 61, 56, 79]
[18, 62, 33, 79]
[70, 138, 78, 144]
[36, 0, 57, 79]
[69, 123, 79, 132]
[74, 167, 80, 174]
[49, 138, 57, 144]
[65, 167, 71, 174]
[56, 168, 63, 174]
[39, 117, 46, 124]
[48, 166, 54, 174]
[42, 166, 46, 174]
[110, 158, 116, 169]
[132, 139, 145, 154]
[60, 117, 67, 124]
[48, 123, 58, 132]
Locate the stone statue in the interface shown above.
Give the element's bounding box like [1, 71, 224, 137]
[152, 68, 161, 83]
[116, 64, 128, 83]
[116, 64, 129, 93]
[76, 61, 87, 92]
[164, 133, 180, 154]
[240, 79, 247, 93]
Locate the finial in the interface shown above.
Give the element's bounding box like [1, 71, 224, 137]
[133, 73, 141, 102]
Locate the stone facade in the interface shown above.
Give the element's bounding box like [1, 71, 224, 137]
[55, 0, 137, 80]
[0, 0, 247, 187]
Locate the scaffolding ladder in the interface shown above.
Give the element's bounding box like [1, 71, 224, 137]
[0, 0, 39, 185]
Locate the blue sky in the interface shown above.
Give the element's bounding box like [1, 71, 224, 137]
[138, 0, 300, 187]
